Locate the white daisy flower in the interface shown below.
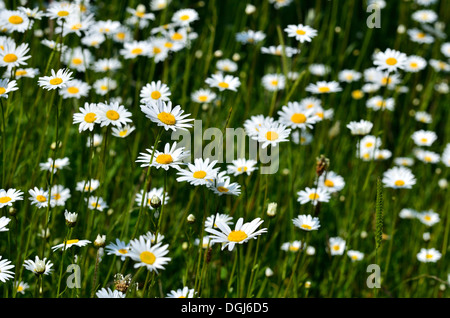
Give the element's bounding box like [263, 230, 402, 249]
[205, 213, 233, 229]
[207, 171, 241, 197]
[176, 158, 220, 186]
[105, 238, 131, 261]
[235, 29, 266, 44]
[50, 184, 71, 207]
[328, 237, 346, 256]
[135, 188, 169, 210]
[172, 8, 199, 26]
[23, 256, 54, 275]
[417, 210, 440, 227]
[411, 130, 437, 147]
[0, 256, 15, 282]
[277, 101, 322, 130]
[216, 59, 238, 73]
[205, 73, 241, 92]
[127, 236, 171, 273]
[136, 142, 190, 170]
[60, 79, 90, 99]
[0, 41, 30, 69]
[93, 77, 117, 96]
[166, 287, 196, 298]
[262, 73, 286, 91]
[284, 24, 318, 43]
[227, 158, 258, 177]
[92, 58, 122, 73]
[72, 102, 100, 132]
[205, 217, 267, 251]
[318, 171, 345, 193]
[28, 187, 50, 208]
[411, 10, 438, 24]
[373, 48, 407, 73]
[394, 157, 415, 167]
[111, 125, 136, 138]
[75, 179, 100, 193]
[0, 188, 23, 208]
[382, 166, 416, 189]
[96, 287, 126, 298]
[347, 250, 364, 262]
[39, 157, 70, 173]
[415, 148, 440, 164]
[252, 121, 291, 149]
[140, 99, 194, 131]
[297, 187, 331, 206]
[0, 216, 11, 232]
[305, 81, 342, 94]
[416, 248, 441, 263]
[51, 239, 91, 252]
[63, 47, 93, 72]
[405, 55, 427, 72]
[38, 68, 73, 90]
[292, 214, 321, 231]
[86, 196, 108, 211]
[347, 120, 373, 136]
[96, 101, 133, 128]
[140, 80, 171, 104]
[260, 45, 300, 58]
[243, 115, 275, 138]
[338, 69, 362, 83]
[1, 10, 31, 33]
[191, 88, 217, 103]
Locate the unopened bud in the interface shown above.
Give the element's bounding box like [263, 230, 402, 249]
[150, 195, 161, 209]
[267, 202, 277, 218]
[187, 214, 196, 224]
[94, 234, 106, 248]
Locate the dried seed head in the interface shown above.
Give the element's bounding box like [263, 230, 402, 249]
[316, 155, 330, 177]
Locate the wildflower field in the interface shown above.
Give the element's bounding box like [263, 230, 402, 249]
[0, 0, 449, 300]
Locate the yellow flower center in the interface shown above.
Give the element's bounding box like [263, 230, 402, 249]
[308, 193, 319, 200]
[17, 286, 24, 292]
[72, 58, 83, 65]
[135, 11, 145, 18]
[198, 95, 208, 102]
[410, 62, 418, 68]
[365, 142, 373, 148]
[118, 249, 128, 254]
[100, 85, 108, 91]
[172, 33, 183, 41]
[394, 180, 405, 187]
[131, 48, 143, 55]
[318, 86, 330, 93]
[106, 110, 120, 120]
[0, 87, 5, 95]
[3, 54, 18, 63]
[417, 32, 426, 39]
[156, 154, 174, 165]
[84, 112, 96, 123]
[53, 193, 61, 200]
[180, 15, 190, 21]
[289, 246, 300, 252]
[119, 130, 128, 137]
[217, 186, 229, 193]
[424, 156, 432, 162]
[36, 195, 47, 202]
[65, 239, 79, 245]
[193, 170, 207, 179]
[218, 82, 229, 89]
[420, 138, 428, 143]
[296, 29, 306, 35]
[151, 91, 161, 99]
[9, 15, 24, 24]
[116, 32, 126, 40]
[157, 112, 176, 125]
[16, 70, 27, 76]
[153, 47, 162, 54]
[50, 77, 63, 85]
[140, 251, 156, 265]
[324, 179, 334, 187]
[58, 10, 69, 17]
[0, 196, 12, 203]
[425, 254, 433, 259]
[351, 255, 359, 260]
[301, 224, 312, 230]
[424, 215, 431, 221]
[265, 131, 279, 141]
[386, 57, 398, 66]
[237, 166, 248, 172]
[271, 80, 278, 86]
[332, 245, 340, 251]
[352, 90, 364, 99]
[71, 23, 82, 30]
[67, 86, 79, 94]
[164, 42, 173, 48]
[227, 230, 248, 242]
[291, 113, 307, 124]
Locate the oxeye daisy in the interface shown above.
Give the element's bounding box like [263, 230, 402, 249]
[0, 256, 15, 282]
[38, 68, 73, 90]
[136, 142, 189, 170]
[441, 42, 450, 58]
[347, 250, 364, 262]
[417, 210, 440, 227]
[39, 157, 70, 173]
[172, 8, 199, 26]
[166, 287, 196, 298]
[297, 187, 331, 206]
[359, 135, 382, 153]
[338, 69, 362, 83]
[41, 39, 68, 53]
[261, 45, 300, 58]
[374, 149, 392, 161]
[147, 38, 170, 63]
[120, 40, 151, 59]
[46, 2, 79, 21]
[366, 96, 395, 111]
[347, 120, 373, 136]
[86, 196, 108, 211]
[111, 124, 136, 138]
[205, 73, 241, 92]
[64, 210, 78, 227]
[92, 58, 122, 73]
[414, 111, 432, 124]
[0, 188, 23, 208]
[0, 216, 11, 232]
[407, 28, 434, 44]
[15, 281, 30, 294]
[382, 166, 416, 189]
[96, 287, 126, 298]
[205, 213, 233, 229]
[60, 79, 90, 99]
[281, 241, 304, 253]
[23, 256, 54, 275]
[94, 19, 121, 36]
[227, 158, 258, 177]
[207, 171, 241, 197]
[63, 47, 93, 72]
[416, 248, 441, 263]
[262, 73, 286, 91]
[277, 101, 321, 130]
[292, 214, 321, 231]
[135, 188, 169, 210]
[252, 121, 291, 149]
[176, 157, 220, 186]
[1, 10, 31, 33]
[76, 179, 100, 193]
[50, 184, 71, 207]
[140, 99, 194, 131]
[127, 236, 171, 273]
[0, 41, 30, 69]
[105, 239, 130, 261]
[6, 67, 39, 79]
[318, 171, 345, 193]
[243, 115, 275, 138]
[415, 148, 440, 164]
[373, 48, 407, 73]
[328, 237, 346, 256]
[140, 80, 171, 104]
[59, 13, 95, 37]
[429, 59, 450, 72]
[73, 102, 99, 132]
[411, 130, 437, 147]
[97, 101, 133, 128]
[93, 77, 117, 96]
[235, 29, 266, 44]
[269, 0, 294, 9]
[191, 88, 217, 104]
[216, 59, 238, 73]
[412, 9, 438, 24]
[309, 64, 331, 77]
[151, 0, 171, 11]
[284, 24, 318, 43]
[205, 217, 267, 251]
[81, 33, 106, 48]
[399, 208, 418, 219]
[305, 81, 342, 94]
[28, 187, 50, 208]
[51, 239, 91, 252]
[394, 157, 415, 167]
